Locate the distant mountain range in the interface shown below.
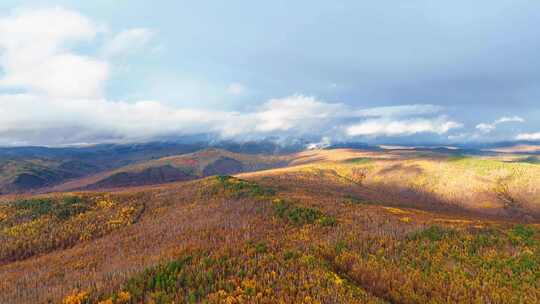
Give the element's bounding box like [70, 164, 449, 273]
[1, 139, 539, 194]
[0, 140, 300, 194]
[62, 148, 290, 191]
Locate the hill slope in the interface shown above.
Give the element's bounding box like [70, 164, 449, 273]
[0, 143, 206, 194]
[244, 148, 540, 220]
[78, 148, 290, 190]
[2, 173, 540, 303]
[2, 148, 540, 303]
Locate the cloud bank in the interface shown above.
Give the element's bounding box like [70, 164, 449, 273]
[347, 117, 461, 137]
[476, 116, 524, 133]
[516, 132, 540, 141]
[0, 6, 530, 146]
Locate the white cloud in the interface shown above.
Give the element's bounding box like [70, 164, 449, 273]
[475, 123, 496, 133]
[4, 54, 108, 99]
[306, 137, 332, 150]
[496, 116, 525, 124]
[346, 117, 462, 137]
[346, 104, 460, 137]
[254, 95, 343, 132]
[0, 94, 235, 144]
[0, 7, 97, 54]
[0, 7, 465, 146]
[0, 93, 462, 145]
[354, 104, 443, 118]
[475, 115, 524, 133]
[226, 82, 247, 96]
[0, 7, 108, 99]
[101, 28, 154, 57]
[516, 132, 540, 141]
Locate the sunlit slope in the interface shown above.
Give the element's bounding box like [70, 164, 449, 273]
[242, 148, 540, 220]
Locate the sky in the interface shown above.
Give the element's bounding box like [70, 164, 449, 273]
[0, 1, 539, 146]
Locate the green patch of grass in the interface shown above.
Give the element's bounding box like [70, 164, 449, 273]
[447, 154, 468, 161]
[215, 175, 275, 198]
[447, 157, 508, 174]
[272, 199, 336, 226]
[317, 216, 338, 227]
[468, 229, 503, 254]
[283, 249, 299, 260]
[121, 255, 195, 303]
[247, 241, 268, 254]
[508, 225, 537, 246]
[11, 196, 91, 221]
[13, 198, 54, 219]
[344, 157, 373, 164]
[53, 196, 90, 220]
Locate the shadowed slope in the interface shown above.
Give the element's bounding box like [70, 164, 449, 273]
[63, 148, 291, 191]
[0, 143, 204, 194]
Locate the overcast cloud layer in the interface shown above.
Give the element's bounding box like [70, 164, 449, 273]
[0, 2, 539, 146]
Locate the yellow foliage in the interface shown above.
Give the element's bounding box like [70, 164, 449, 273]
[116, 291, 131, 303]
[400, 217, 411, 223]
[332, 273, 344, 285]
[3, 218, 47, 238]
[522, 247, 534, 256]
[97, 198, 115, 209]
[107, 206, 136, 228]
[434, 218, 472, 224]
[241, 278, 256, 290]
[383, 207, 410, 215]
[62, 291, 88, 304]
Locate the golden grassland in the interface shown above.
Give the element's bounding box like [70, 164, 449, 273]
[1, 149, 540, 303]
[243, 149, 540, 220]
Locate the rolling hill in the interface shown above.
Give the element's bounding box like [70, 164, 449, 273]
[0, 158, 97, 194]
[0, 142, 208, 194]
[55, 148, 291, 191]
[0, 141, 299, 195]
[256, 148, 540, 219]
[1, 147, 540, 303]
